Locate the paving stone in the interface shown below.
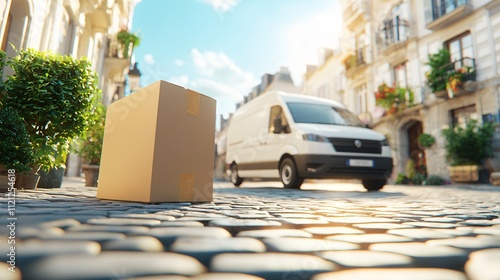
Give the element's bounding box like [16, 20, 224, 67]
[403, 222, 457, 229]
[38, 218, 81, 229]
[155, 221, 205, 227]
[171, 237, 266, 266]
[426, 236, 500, 251]
[326, 234, 413, 248]
[208, 219, 282, 234]
[465, 248, 500, 280]
[312, 268, 467, 280]
[387, 229, 455, 240]
[125, 276, 190, 280]
[263, 237, 359, 252]
[268, 218, 329, 226]
[237, 229, 312, 239]
[0, 262, 22, 280]
[421, 217, 464, 223]
[147, 227, 231, 247]
[319, 250, 413, 268]
[326, 217, 396, 224]
[222, 210, 272, 219]
[191, 273, 265, 280]
[102, 236, 164, 252]
[16, 227, 65, 239]
[472, 227, 500, 235]
[87, 218, 161, 226]
[211, 253, 338, 280]
[303, 226, 364, 236]
[271, 213, 323, 218]
[353, 223, 414, 232]
[109, 213, 176, 221]
[67, 225, 150, 235]
[370, 242, 469, 269]
[0, 240, 100, 268]
[459, 220, 495, 226]
[39, 231, 126, 244]
[24, 252, 206, 280]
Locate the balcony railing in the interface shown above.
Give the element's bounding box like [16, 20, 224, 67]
[426, 0, 472, 30]
[344, 47, 367, 71]
[105, 35, 134, 60]
[436, 57, 476, 85]
[378, 19, 410, 51]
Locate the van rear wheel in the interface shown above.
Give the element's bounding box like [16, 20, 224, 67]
[280, 158, 303, 189]
[362, 179, 386, 191]
[230, 164, 243, 187]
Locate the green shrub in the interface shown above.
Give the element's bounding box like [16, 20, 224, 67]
[395, 173, 409, 184]
[0, 106, 34, 173]
[74, 103, 106, 165]
[426, 48, 451, 93]
[412, 173, 426, 185]
[0, 49, 100, 171]
[425, 175, 445, 185]
[405, 159, 416, 180]
[441, 120, 495, 166]
[418, 133, 435, 148]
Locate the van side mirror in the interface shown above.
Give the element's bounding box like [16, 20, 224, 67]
[273, 118, 283, 134]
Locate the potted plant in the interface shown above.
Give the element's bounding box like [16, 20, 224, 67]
[116, 29, 141, 59]
[418, 133, 436, 149]
[442, 120, 495, 182]
[426, 48, 451, 96]
[0, 49, 100, 188]
[0, 106, 35, 191]
[75, 103, 106, 187]
[374, 83, 414, 115]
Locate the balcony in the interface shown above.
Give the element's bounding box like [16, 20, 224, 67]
[377, 19, 410, 53]
[103, 35, 133, 83]
[426, 0, 473, 30]
[433, 57, 477, 98]
[344, 47, 368, 78]
[342, 0, 367, 30]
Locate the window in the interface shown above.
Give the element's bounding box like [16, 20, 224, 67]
[393, 62, 408, 88]
[269, 106, 290, 133]
[445, 32, 474, 67]
[451, 105, 477, 128]
[286, 103, 364, 127]
[354, 85, 367, 114]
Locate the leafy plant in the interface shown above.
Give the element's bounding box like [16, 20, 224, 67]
[74, 103, 106, 165]
[412, 173, 426, 185]
[395, 173, 409, 184]
[0, 106, 34, 173]
[116, 30, 141, 59]
[418, 133, 436, 148]
[441, 120, 495, 166]
[374, 83, 414, 115]
[426, 48, 451, 93]
[425, 175, 445, 185]
[0, 49, 100, 172]
[405, 159, 416, 181]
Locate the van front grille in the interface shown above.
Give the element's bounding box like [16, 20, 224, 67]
[328, 138, 381, 154]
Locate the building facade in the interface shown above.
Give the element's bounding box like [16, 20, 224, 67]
[0, 0, 140, 176]
[304, 0, 500, 181]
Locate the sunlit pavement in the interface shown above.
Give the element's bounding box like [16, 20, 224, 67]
[1, 177, 499, 280]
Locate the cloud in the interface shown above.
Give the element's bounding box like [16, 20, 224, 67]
[199, 0, 239, 13]
[168, 75, 189, 87]
[144, 54, 155, 65]
[174, 59, 184, 66]
[191, 49, 254, 86]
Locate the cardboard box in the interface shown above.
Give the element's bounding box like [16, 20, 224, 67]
[97, 80, 216, 203]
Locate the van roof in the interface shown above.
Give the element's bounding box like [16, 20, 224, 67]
[275, 91, 346, 108]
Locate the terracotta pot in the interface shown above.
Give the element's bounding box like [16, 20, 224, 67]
[82, 164, 100, 187]
[14, 167, 40, 189]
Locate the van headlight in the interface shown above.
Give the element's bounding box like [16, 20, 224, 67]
[381, 138, 390, 146]
[303, 134, 329, 142]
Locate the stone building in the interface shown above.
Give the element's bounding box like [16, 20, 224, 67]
[0, 0, 140, 176]
[304, 0, 500, 181]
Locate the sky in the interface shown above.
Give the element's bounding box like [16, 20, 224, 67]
[130, 0, 342, 124]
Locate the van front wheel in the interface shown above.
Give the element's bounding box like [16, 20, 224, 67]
[362, 179, 386, 191]
[280, 158, 303, 189]
[230, 164, 243, 187]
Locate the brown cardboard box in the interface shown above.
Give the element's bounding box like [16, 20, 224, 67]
[96, 80, 216, 203]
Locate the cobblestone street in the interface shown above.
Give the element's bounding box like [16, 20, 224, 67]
[1, 178, 500, 280]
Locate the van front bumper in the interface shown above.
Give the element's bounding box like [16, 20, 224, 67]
[294, 154, 393, 180]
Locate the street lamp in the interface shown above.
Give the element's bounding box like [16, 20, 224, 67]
[128, 62, 141, 94]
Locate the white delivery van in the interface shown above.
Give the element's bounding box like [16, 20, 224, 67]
[225, 91, 393, 191]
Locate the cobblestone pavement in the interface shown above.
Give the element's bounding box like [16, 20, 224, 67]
[1, 178, 500, 280]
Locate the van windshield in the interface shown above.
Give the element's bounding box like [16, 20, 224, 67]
[286, 102, 365, 127]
